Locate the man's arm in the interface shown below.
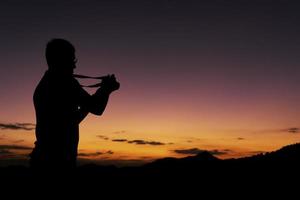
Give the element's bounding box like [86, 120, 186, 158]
[74, 75, 119, 124]
[75, 89, 111, 123]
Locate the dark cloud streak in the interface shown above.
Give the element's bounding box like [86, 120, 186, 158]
[285, 128, 299, 134]
[0, 145, 32, 150]
[78, 150, 114, 157]
[111, 138, 166, 146]
[173, 148, 230, 156]
[0, 145, 32, 158]
[97, 135, 109, 140]
[112, 139, 128, 142]
[0, 123, 35, 131]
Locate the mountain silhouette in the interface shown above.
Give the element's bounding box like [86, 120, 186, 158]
[144, 150, 220, 169]
[146, 142, 300, 168]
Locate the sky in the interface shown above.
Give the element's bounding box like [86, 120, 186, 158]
[0, 0, 300, 166]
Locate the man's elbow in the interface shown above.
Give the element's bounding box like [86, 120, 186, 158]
[93, 111, 103, 116]
[89, 102, 107, 116]
[91, 108, 105, 116]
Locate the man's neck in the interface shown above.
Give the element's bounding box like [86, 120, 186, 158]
[47, 69, 73, 78]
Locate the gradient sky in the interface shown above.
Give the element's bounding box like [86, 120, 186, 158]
[0, 0, 300, 166]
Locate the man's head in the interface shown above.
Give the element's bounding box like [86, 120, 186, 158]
[46, 39, 77, 74]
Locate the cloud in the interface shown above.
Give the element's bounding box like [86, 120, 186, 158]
[209, 149, 231, 155]
[237, 137, 245, 140]
[0, 123, 35, 131]
[257, 127, 300, 134]
[285, 128, 299, 134]
[112, 139, 128, 142]
[78, 150, 114, 157]
[106, 150, 114, 154]
[0, 145, 32, 159]
[224, 127, 300, 135]
[78, 152, 103, 157]
[111, 138, 167, 146]
[173, 148, 230, 156]
[101, 135, 167, 146]
[173, 148, 206, 155]
[98, 135, 170, 146]
[97, 135, 109, 140]
[256, 127, 300, 134]
[128, 140, 165, 146]
[0, 145, 32, 150]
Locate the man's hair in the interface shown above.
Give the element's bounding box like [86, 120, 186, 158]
[45, 38, 75, 69]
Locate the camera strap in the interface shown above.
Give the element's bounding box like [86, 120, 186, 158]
[73, 74, 105, 88]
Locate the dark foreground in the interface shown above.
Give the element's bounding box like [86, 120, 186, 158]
[1, 143, 299, 195]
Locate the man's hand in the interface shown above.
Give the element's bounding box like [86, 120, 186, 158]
[100, 74, 120, 93]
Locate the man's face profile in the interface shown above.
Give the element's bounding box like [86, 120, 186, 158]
[46, 38, 77, 75]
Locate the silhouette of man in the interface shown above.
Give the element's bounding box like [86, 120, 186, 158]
[30, 39, 119, 169]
